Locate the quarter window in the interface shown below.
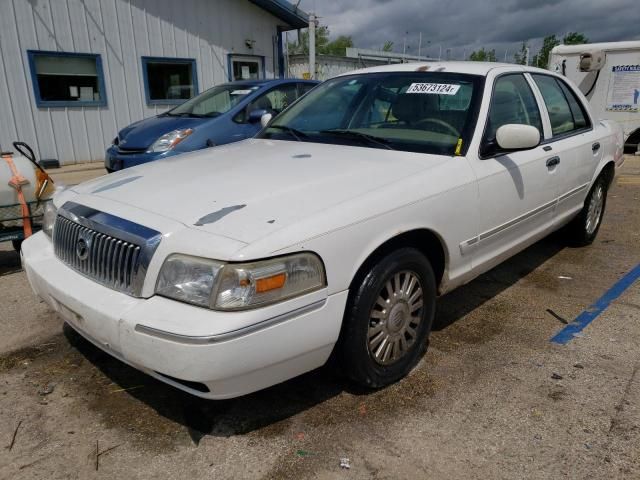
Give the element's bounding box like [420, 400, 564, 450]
[142, 57, 198, 105]
[27, 50, 106, 107]
[531, 74, 589, 135]
[485, 74, 543, 141]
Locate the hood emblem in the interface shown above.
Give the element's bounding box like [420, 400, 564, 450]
[76, 236, 90, 261]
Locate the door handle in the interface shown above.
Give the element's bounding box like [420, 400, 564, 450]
[546, 156, 560, 168]
[592, 142, 601, 152]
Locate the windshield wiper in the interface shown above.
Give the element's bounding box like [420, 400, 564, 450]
[319, 129, 394, 150]
[267, 125, 310, 141]
[164, 112, 207, 118]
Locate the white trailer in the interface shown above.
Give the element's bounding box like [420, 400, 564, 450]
[550, 41, 640, 153]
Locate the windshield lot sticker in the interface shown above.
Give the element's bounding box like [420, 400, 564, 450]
[231, 90, 252, 95]
[406, 83, 461, 95]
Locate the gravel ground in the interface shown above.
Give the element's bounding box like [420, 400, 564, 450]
[0, 158, 639, 479]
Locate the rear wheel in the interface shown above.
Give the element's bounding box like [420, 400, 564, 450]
[339, 248, 436, 388]
[565, 175, 608, 246]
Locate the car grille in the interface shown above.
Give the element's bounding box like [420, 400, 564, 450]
[53, 215, 142, 295]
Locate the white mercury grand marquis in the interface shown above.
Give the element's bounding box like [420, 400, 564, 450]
[22, 62, 625, 399]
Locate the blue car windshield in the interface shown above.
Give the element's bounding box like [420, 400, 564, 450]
[259, 72, 483, 155]
[168, 84, 261, 117]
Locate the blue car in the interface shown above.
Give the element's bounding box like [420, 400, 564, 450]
[105, 78, 318, 172]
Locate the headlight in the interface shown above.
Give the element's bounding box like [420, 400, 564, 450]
[156, 253, 326, 310]
[42, 200, 58, 238]
[147, 129, 193, 153]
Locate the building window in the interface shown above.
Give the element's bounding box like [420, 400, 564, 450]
[27, 50, 107, 107]
[142, 57, 198, 105]
[228, 55, 265, 81]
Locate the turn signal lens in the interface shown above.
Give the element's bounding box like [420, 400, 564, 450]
[255, 273, 287, 293]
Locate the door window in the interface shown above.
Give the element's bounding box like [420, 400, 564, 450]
[531, 74, 589, 135]
[234, 84, 299, 123]
[485, 74, 543, 141]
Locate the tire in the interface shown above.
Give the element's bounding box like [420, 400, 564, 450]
[339, 247, 436, 389]
[12, 239, 23, 252]
[565, 174, 608, 246]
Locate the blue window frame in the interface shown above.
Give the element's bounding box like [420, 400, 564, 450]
[227, 54, 266, 82]
[141, 56, 198, 105]
[27, 50, 107, 108]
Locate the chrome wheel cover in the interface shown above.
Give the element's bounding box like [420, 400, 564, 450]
[585, 184, 604, 235]
[368, 271, 424, 366]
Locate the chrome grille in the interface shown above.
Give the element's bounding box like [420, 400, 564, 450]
[53, 202, 161, 296]
[53, 216, 142, 295]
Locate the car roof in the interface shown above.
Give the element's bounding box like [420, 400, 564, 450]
[336, 61, 549, 77]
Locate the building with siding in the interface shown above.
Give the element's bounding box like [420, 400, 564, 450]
[0, 0, 307, 165]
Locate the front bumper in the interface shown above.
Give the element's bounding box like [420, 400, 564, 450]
[21, 233, 347, 399]
[104, 146, 177, 172]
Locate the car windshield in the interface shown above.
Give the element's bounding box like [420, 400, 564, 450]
[259, 72, 483, 155]
[168, 84, 261, 117]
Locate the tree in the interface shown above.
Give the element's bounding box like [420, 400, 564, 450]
[563, 32, 589, 45]
[324, 35, 354, 56]
[287, 25, 330, 55]
[287, 25, 354, 56]
[531, 35, 559, 68]
[469, 48, 497, 62]
[382, 41, 394, 52]
[530, 32, 588, 69]
[513, 42, 529, 65]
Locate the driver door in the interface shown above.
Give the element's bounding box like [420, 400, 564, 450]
[468, 73, 560, 272]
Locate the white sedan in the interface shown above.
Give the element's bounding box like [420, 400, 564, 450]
[22, 62, 625, 399]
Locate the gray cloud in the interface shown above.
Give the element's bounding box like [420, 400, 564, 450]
[304, 0, 640, 62]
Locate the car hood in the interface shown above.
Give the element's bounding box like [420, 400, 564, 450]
[73, 139, 449, 245]
[118, 115, 210, 150]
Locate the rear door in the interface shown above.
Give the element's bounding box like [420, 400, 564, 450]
[469, 73, 559, 271]
[529, 73, 600, 225]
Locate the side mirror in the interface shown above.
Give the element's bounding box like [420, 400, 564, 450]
[496, 124, 541, 151]
[248, 108, 268, 124]
[260, 113, 273, 128]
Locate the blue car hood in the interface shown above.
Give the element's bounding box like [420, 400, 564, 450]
[118, 115, 209, 150]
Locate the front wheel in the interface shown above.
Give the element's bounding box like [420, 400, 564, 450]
[339, 248, 436, 389]
[12, 239, 23, 252]
[565, 175, 608, 246]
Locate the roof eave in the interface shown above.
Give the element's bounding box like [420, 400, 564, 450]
[248, 0, 309, 30]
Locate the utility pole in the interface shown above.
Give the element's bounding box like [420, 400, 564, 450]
[438, 44, 442, 61]
[418, 32, 422, 59]
[525, 46, 530, 66]
[402, 31, 408, 63]
[308, 13, 316, 79]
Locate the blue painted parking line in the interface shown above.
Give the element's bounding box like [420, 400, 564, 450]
[550, 263, 640, 345]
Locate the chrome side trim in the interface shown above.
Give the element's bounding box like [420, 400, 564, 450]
[479, 199, 556, 241]
[558, 183, 589, 203]
[134, 299, 327, 345]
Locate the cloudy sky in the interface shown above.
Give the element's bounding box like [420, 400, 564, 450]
[298, 0, 640, 61]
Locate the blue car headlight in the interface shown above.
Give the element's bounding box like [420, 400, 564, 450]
[147, 129, 193, 153]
